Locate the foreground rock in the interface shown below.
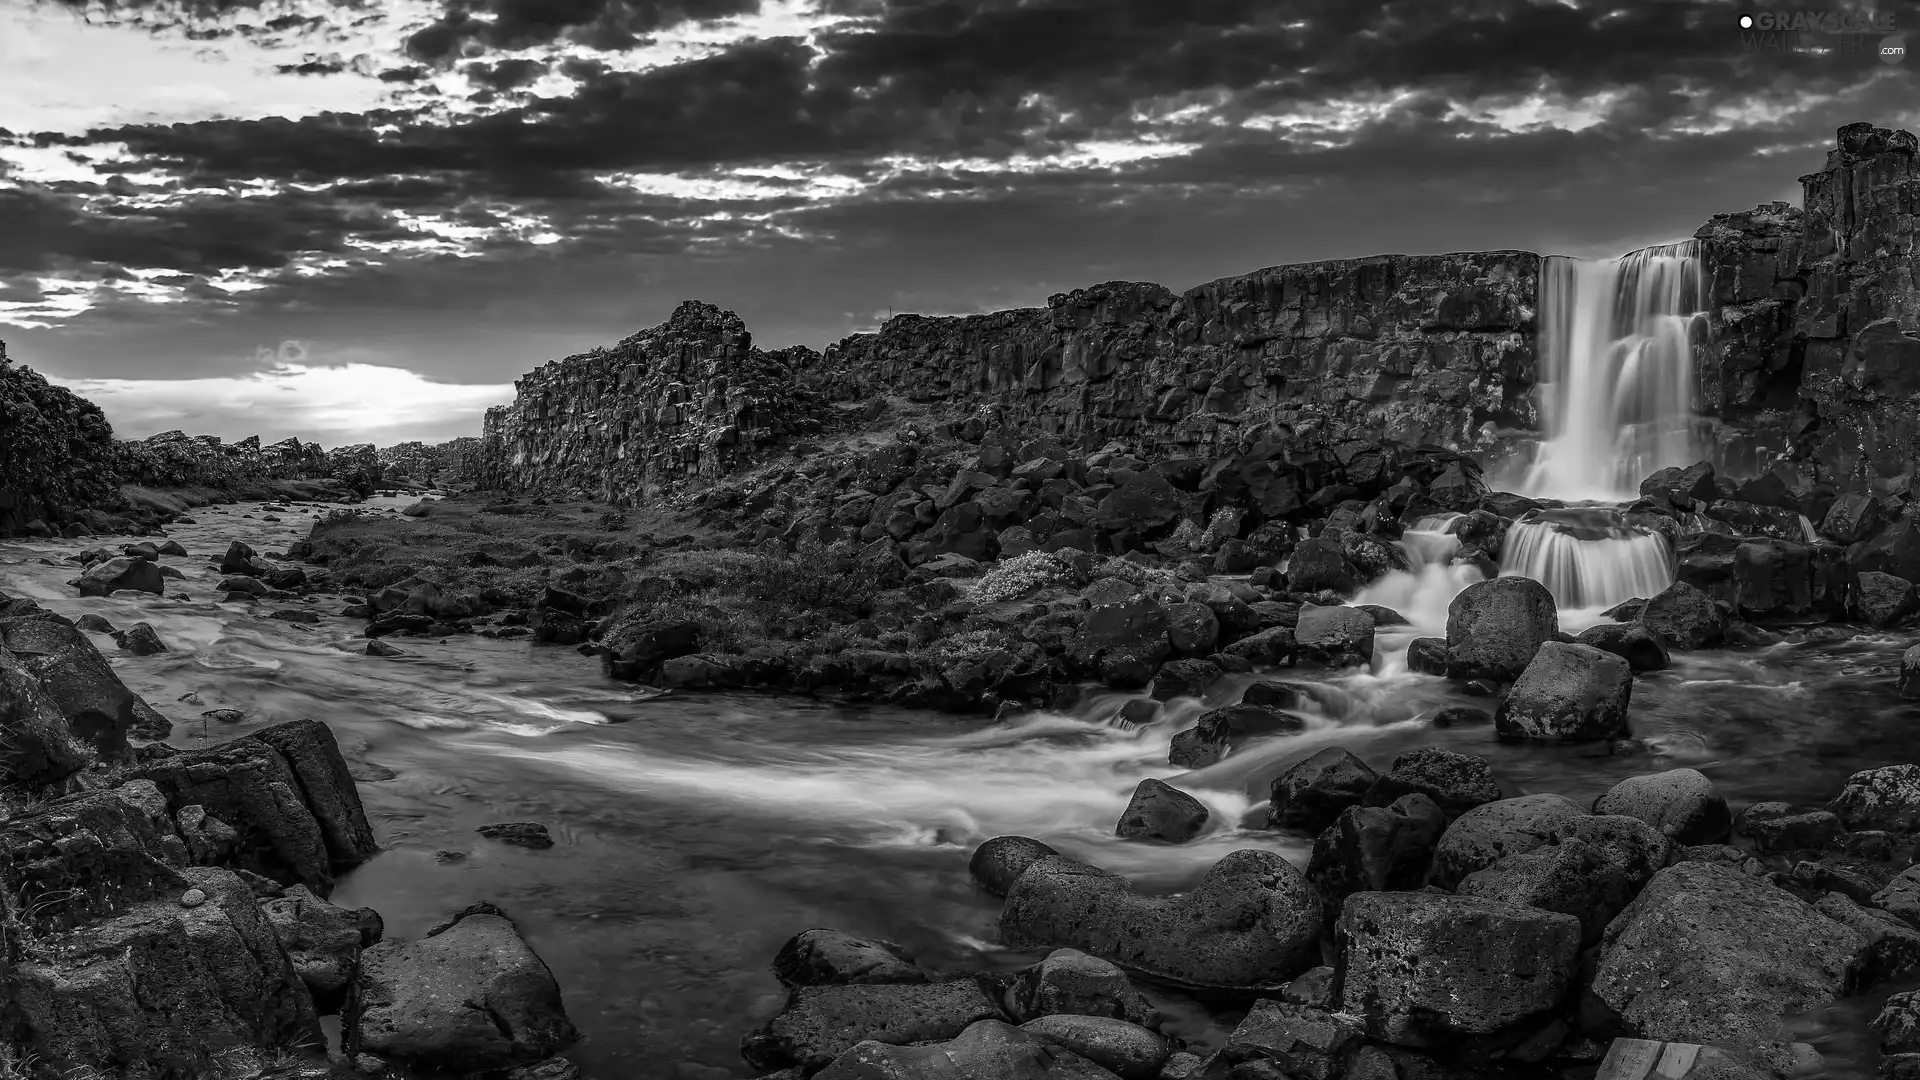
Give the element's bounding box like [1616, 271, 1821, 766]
[1589, 861, 1867, 1074]
[773, 930, 926, 988]
[1444, 577, 1557, 682]
[1595, 769, 1732, 846]
[811, 1018, 1117, 1080]
[1336, 891, 1580, 1047]
[1493, 641, 1632, 743]
[999, 848, 1320, 989]
[743, 980, 1006, 1073]
[346, 901, 580, 1073]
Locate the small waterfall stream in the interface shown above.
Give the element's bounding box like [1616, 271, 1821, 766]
[1501, 508, 1673, 613]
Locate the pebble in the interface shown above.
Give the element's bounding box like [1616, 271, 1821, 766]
[179, 888, 207, 908]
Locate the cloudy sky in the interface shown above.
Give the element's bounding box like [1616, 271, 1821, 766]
[1, 0, 1915, 446]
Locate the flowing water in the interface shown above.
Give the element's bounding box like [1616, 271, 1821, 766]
[1518, 242, 1709, 502]
[1, 502, 1917, 1077]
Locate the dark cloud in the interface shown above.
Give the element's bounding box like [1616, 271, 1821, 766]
[403, 0, 762, 62]
[466, 57, 549, 90]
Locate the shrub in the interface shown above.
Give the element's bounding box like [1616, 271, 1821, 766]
[969, 550, 1075, 603]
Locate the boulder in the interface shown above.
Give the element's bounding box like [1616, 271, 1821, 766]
[1000, 849, 1322, 989]
[1167, 704, 1303, 769]
[1335, 891, 1581, 1046]
[113, 621, 168, 656]
[1589, 861, 1868, 1075]
[346, 901, 579, 1073]
[1114, 779, 1209, 844]
[1292, 605, 1375, 668]
[1006, 949, 1156, 1027]
[772, 930, 926, 988]
[247, 719, 381, 872]
[1594, 770, 1732, 846]
[1829, 765, 1920, 833]
[1363, 748, 1502, 819]
[1492, 641, 1632, 743]
[1444, 577, 1557, 682]
[742, 980, 1005, 1074]
[130, 738, 333, 894]
[10, 867, 322, 1076]
[1207, 998, 1362, 1080]
[1875, 865, 1920, 928]
[1020, 1015, 1167, 1080]
[1269, 748, 1378, 834]
[0, 649, 97, 785]
[1575, 622, 1671, 672]
[810, 1019, 1107, 1080]
[1640, 463, 1717, 510]
[1428, 794, 1588, 890]
[1875, 990, 1920, 1052]
[220, 540, 268, 577]
[0, 616, 142, 758]
[1163, 603, 1220, 657]
[1903, 645, 1920, 700]
[1638, 581, 1724, 650]
[260, 884, 383, 1012]
[1286, 538, 1356, 594]
[971, 836, 1066, 897]
[1857, 571, 1916, 628]
[1306, 795, 1448, 931]
[76, 556, 165, 597]
[1406, 636, 1448, 676]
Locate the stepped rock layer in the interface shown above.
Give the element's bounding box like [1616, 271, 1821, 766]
[476, 124, 1920, 502]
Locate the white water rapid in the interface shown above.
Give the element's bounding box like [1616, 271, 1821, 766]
[1520, 242, 1708, 502]
[1500, 509, 1673, 613]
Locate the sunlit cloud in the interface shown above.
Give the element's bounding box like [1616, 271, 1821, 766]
[50, 361, 512, 445]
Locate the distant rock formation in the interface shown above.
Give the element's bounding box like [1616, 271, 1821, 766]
[117, 431, 330, 488]
[475, 123, 1920, 502]
[0, 340, 122, 535]
[478, 302, 841, 499]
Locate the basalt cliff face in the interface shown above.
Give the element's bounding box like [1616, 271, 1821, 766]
[478, 256, 1540, 502]
[0, 341, 122, 535]
[1695, 122, 1920, 494]
[474, 123, 1920, 503]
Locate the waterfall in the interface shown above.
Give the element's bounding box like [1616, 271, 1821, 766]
[1500, 508, 1672, 612]
[1355, 514, 1487, 632]
[1520, 242, 1708, 502]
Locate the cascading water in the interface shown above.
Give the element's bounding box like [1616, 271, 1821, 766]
[1520, 242, 1708, 502]
[1499, 508, 1672, 614]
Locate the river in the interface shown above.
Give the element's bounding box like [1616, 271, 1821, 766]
[0, 498, 1914, 1077]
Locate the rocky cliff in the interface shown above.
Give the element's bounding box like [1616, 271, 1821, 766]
[116, 431, 331, 489]
[0, 340, 122, 535]
[1696, 122, 1920, 495]
[477, 302, 840, 500]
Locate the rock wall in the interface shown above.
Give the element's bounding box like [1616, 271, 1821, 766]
[116, 431, 331, 488]
[477, 301, 839, 501]
[0, 340, 122, 534]
[465, 123, 1920, 501]
[1696, 123, 1920, 495]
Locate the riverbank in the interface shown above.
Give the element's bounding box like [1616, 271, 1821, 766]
[5, 486, 1920, 1079]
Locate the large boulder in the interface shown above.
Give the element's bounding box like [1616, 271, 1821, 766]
[1362, 748, 1502, 819]
[1428, 794, 1587, 890]
[259, 884, 383, 1012]
[10, 866, 323, 1076]
[1855, 571, 1915, 628]
[743, 981, 1006, 1074]
[1269, 748, 1378, 834]
[1638, 580, 1725, 650]
[248, 719, 381, 872]
[1286, 538, 1356, 594]
[1455, 818, 1670, 948]
[76, 556, 165, 597]
[971, 836, 1066, 897]
[1589, 861, 1868, 1075]
[1575, 622, 1671, 673]
[130, 736, 337, 895]
[1306, 795, 1448, 930]
[1292, 605, 1375, 668]
[0, 617, 143, 759]
[0, 649, 96, 785]
[1020, 1015, 1167, 1080]
[1444, 577, 1557, 682]
[1492, 641, 1632, 743]
[1828, 765, 1920, 833]
[346, 901, 579, 1073]
[1000, 849, 1322, 989]
[1114, 779, 1209, 844]
[1335, 891, 1581, 1046]
[773, 930, 926, 989]
[1594, 770, 1732, 846]
[1006, 949, 1157, 1026]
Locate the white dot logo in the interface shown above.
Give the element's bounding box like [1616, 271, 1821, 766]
[1739, 13, 1754, 28]
[1884, 34, 1907, 62]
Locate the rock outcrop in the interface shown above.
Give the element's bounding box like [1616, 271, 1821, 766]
[0, 341, 121, 536]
